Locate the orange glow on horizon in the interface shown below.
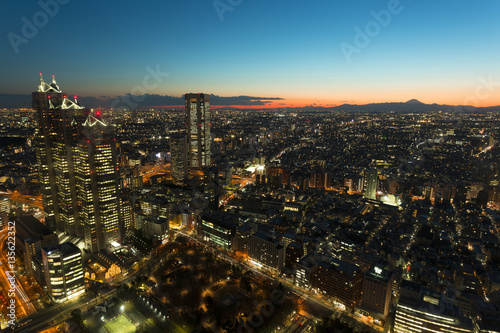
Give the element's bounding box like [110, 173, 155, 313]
[120, 94, 500, 110]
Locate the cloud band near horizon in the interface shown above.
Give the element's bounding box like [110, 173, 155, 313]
[0, 94, 285, 109]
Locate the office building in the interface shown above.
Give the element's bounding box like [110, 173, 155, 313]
[361, 264, 393, 322]
[16, 215, 59, 285]
[235, 222, 257, 255]
[141, 216, 169, 246]
[33, 74, 84, 233]
[42, 242, 85, 303]
[204, 165, 221, 211]
[311, 258, 363, 311]
[248, 231, 284, 273]
[201, 212, 237, 250]
[76, 112, 121, 252]
[0, 196, 9, 229]
[185, 93, 211, 171]
[285, 242, 303, 267]
[394, 280, 473, 333]
[33, 75, 121, 252]
[365, 169, 378, 200]
[121, 197, 133, 234]
[295, 255, 317, 290]
[170, 132, 189, 182]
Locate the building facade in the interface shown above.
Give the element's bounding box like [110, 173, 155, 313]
[394, 280, 473, 333]
[311, 258, 363, 311]
[248, 231, 284, 273]
[170, 132, 189, 182]
[33, 74, 84, 233]
[365, 169, 378, 200]
[201, 212, 237, 250]
[33, 75, 121, 252]
[42, 242, 85, 303]
[361, 264, 393, 321]
[0, 196, 9, 229]
[77, 113, 121, 252]
[185, 93, 211, 171]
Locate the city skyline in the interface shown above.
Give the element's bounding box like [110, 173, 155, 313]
[1, 1, 499, 108]
[1, 1, 500, 332]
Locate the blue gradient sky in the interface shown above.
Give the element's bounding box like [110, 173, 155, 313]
[1, 0, 499, 107]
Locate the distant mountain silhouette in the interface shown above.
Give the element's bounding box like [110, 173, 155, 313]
[1, 93, 499, 112]
[405, 99, 424, 104]
[330, 101, 500, 113]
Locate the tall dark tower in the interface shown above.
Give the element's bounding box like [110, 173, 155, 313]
[365, 169, 379, 200]
[170, 132, 189, 182]
[204, 165, 221, 211]
[185, 93, 211, 172]
[33, 75, 121, 252]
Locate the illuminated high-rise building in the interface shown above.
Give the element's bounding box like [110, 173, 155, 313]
[185, 93, 211, 171]
[361, 265, 393, 323]
[33, 75, 121, 252]
[76, 112, 121, 252]
[204, 165, 221, 211]
[170, 132, 189, 182]
[33, 74, 84, 233]
[0, 196, 9, 229]
[365, 169, 379, 200]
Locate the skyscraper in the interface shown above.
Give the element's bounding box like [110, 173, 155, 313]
[204, 165, 221, 211]
[361, 265, 393, 322]
[33, 75, 121, 252]
[76, 112, 121, 252]
[365, 169, 379, 200]
[0, 196, 9, 229]
[33, 74, 84, 233]
[170, 132, 189, 182]
[185, 93, 211, 171]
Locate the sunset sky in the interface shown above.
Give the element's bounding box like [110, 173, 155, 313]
[1, 0, 499, 108]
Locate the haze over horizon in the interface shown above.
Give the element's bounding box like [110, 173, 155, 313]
[1, 0, 499, 108]
[3, 89, 499, 111]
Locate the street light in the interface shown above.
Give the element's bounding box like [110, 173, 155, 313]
[121, 305, 124, 312]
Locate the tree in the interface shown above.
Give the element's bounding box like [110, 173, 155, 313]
[205, 295, 214, 311]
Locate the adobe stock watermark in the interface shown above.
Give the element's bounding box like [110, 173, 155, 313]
[236, 289, 287, 333]
[463, 75, 500, 111]
[339, 0, 412, 64]
[6, 220, 17, 328]
[213, 0, 243, 22]
[205, 287, 287, 333]
[110, 65, 169, 110]
[7, 0, 71, 54]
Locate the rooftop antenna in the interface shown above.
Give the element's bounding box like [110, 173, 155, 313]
[38, 73, 45, 92]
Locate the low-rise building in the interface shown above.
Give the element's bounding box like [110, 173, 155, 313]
[248, 231, 284, 273]
[201, 212, 237, 250]
[394, 280, 473, 333]
[42, 242, 85, 303]
[311, 257, 363, 311]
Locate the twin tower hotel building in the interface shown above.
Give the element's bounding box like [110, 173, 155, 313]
[33, 74, 121, 253]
